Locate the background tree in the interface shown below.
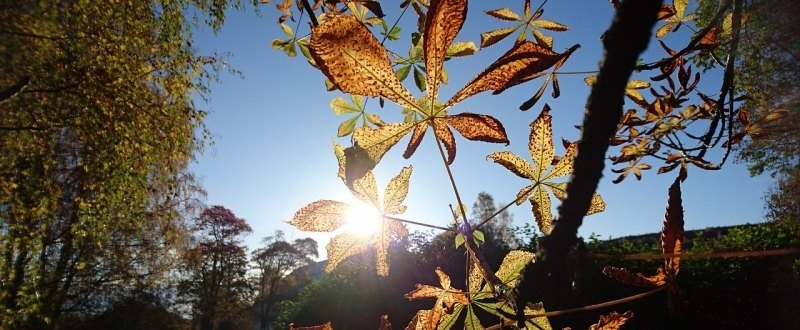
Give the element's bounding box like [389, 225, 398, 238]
[251, 231, 318, 330]
[696, 0, 800, 222]
[0, 0, 255, 327]
[180, 205, 252, 330]
[469, 192, 516, 248]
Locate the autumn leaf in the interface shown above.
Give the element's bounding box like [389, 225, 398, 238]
[589, 311, 635, 330]
[523, 303, 553, 330]
[602, 266, 667, 287]
[481, 1, 570, 49]
[488, 107, 606, 233]
[405, 267, 470, 330]
[289, 321, 334, 330]
[585, 75, 650, 108]
[288, 166, 413, 276]
[424, 0, 467, 101]
[309, 14, 418, 109]
[446, 42, 579, 108]
[379, 315, 392, 330]
[656, 0, 697, 38]
[662, 176, 685, 275]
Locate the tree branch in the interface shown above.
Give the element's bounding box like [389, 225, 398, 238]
[516, 0, 663, 326]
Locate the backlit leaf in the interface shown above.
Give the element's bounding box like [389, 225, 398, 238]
[545, 141, 577, 180]
[524, 303, 553, 330]
[464, 305, 482, 330]
[383, 166, 412, 214]
[351, 171, 379, 207]
[424, 0, 467, 101]
[529, 107, 554, 180]
[447, 41, 571, 108]
[289, 200, 351, 232]
[405, 310, 431, 330]
[662, 177, 684, 274]
[447, 113, 510, 144]
[548, 182, 606, 215]
[414, 66, 427, 92]
[337, 116, 359, 136]
[353, 122, 415, 164]
[396, 65, 412, 81]
[494, 250, 535, 287]
[289, 321, 333, 330]
[403, 123, 428, 159]
[589, 311, 635, 330]
[310, 14, 417, 109]
[334, 142, 346, 182]
[487, 151, 535, 179]
[445, 41, 477, 57]
[480, 26, 519, 48]
[532, 19, 569, 31]
[602, 266, 667, 287]
[330, 95, 364, 114]
[325, 232, 370, 272]
[405, 267, 469, 330]
[486, 7, 522, 21]
[432, 118, 457, 164]
[530, 186, 552, 234]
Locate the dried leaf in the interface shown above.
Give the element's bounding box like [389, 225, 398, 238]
[662, 177, 684, 274]
[480, 26, 519, 48]
[486, 7, 522, 21]
[532, 19, 569, 31]
[405, 310, 431, 330]
[325, 232, 370, 272]
[383, 166, 413, 214]
[523, 303, 553, 330]
[403, 123, 428, 159]
[546, 141, 577, 180]
[289, 200, 351, 232]
[432, 118, 456, 164]
[487, 151, 535, 179]
[447, 112, 510, 144]
[445, 41, 477, 57]
[602, 266, 667, 287]
[424, 0, 467, 100]
[351, 171, 379, 206]
[379, 315, 392, 330]
[405, 267, 469, 330]
[353, 122, 415, 165]
[494, 250, 535, 288]
[548, 182, 606, 215]
[446, 42, 576, 108]
[310, 14, 417, 109]
[289, 321, 334, 330]
[589, 311, 635, 330]
[529, 108, 554, 180]
[530, 186, 553, 233]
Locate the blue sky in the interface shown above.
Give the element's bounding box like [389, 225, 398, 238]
[189, 1, 773, 257]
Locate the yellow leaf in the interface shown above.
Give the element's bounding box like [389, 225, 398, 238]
[310, 14, 417, 109]
[516, 184, 535, 205]
[485, 7, 522, 21]
[405, 267, 469, 330]
[532, 29, 553, 49]
[673, 0, 688, 17]
[351, 171, 379, 207]
[524, 303, 553, 330]
[289, 200, 351, 232]
[479, 26, 519, 48]
[353, 122, 415, 162]
[494, 250, 535, 288]
[529, 108, 554, 180]
[530, 186, 552, 234]
[467, 259, 483, 293]
[424, 0, 467, 101]
[447, 41, 572, 108]
[325, 232, 370, 272]
[544, 141, 577, 180]
[289, 321, 334, 330]
[548, 182, 606, 215]
[333, 142, 346, 182]
[405, 310, 432, 330]
[487, 151, 535, 180]
[656, 22, 675, 38]
[383, 166, 413, 215]
[446, 112, 510, 144]
[532, 19, 569, 31]
[375, 219, 408, 276]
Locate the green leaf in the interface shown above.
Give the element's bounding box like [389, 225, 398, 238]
[464, 305, 483, 330]
[280, 23, 294, 38]
[271, 39, 289, 50]
[446, 41, 478, 57]
[473, 230, 485, 243]
[283, 42, 297, 57]
[396, 65, 411, 82]
[413, 66, 427, 92]
[455, 233, 465, 248]
[338, 116, 359, 137]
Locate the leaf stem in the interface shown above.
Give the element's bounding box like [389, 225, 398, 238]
[474, 183, 538, 231]
[384, 215, 455, 232]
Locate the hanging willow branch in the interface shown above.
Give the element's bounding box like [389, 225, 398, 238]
[516, 0, 664, 326]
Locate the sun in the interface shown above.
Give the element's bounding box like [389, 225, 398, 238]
[341, 201, 382, 236]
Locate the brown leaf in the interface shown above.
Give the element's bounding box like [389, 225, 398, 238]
[403, 123, 428, 159]
[404, 267, 469, 330]
[424, 0, 467, 101]
[445, 42, 578, 108]
[602, 266, 667, 287]
[432, 118, 456, 164]
[447, 112, 510, 144]
[589, 311, 635, 330]
[289, 200, 351, 232]
[485, 7, 522, 21]
[662, 177, 684, 275]
[310, 14, 417, 109]
[289, 321, 333, 330]
[379, 315, 392, 330]
[405, 310, 431, 330]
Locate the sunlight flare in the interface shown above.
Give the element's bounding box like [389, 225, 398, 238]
[342, 202, 382, 236]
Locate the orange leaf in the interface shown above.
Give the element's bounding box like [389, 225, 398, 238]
[589, 311, 635, 330]
[432, 118, 456, 164]
[403, 123, 428, 159]
[310, 14, 417, 109]
[446, 112, 509, 144]
[445, 42, 579, 108]
[424, 0, 467, 101]
[602, 266, 667, 287]
[379, 315, 391, 330]
[662, 177, 684, 275]
[404, 267, 469, 329]
[289, 321, 333, 330]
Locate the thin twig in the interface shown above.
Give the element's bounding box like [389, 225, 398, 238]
[384, 216, 455, 232]
[586, 248, 800, 260]
[474, 184, 538, 231]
